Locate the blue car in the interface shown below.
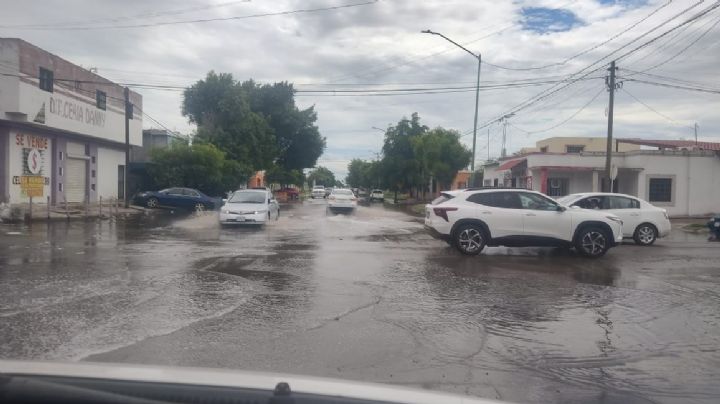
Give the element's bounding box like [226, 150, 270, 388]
[133, 187, 217, 211]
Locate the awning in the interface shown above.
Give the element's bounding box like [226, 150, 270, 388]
[497, 158, 526, 171]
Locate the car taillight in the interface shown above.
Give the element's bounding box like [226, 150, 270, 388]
[433, 207, 458, 222]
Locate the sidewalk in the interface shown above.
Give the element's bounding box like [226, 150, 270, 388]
[0, 201, 147, 223]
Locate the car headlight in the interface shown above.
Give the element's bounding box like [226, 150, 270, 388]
[606, 216, 623, 225]
[254, 210, 267, 215]
[222, 210, 229, 214]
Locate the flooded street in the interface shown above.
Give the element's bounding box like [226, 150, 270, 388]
[1, 200, 719, 404]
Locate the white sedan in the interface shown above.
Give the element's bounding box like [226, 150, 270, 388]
[327, 188, 357, 211]
[557, 192, 671, 245]
[219, 189, 279, 225]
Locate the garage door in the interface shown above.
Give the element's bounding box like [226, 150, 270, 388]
[65, 158, 87, 203]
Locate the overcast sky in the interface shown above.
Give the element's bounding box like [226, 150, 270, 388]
[2, 0, 718, 179]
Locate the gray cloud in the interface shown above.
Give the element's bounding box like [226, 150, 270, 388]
[2, 0, 718, 179]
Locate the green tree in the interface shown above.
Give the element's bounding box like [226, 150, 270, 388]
[265, 164, 305, 188]
[307, 166, 335, 187]
[240, 81, 326, 171]
[380, 113, 428, 202]
[147, 143, 249, 196]
[413, 128, 472, 195]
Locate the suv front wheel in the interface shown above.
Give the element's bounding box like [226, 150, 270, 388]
[454, 224, 486, 256]
[575, 227, 610, 258]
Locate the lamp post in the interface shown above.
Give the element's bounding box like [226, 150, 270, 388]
[422, 29, 481, 186]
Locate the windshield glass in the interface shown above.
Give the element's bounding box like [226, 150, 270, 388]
[3, 3, 717, 404]
[228, 191, 265, 204]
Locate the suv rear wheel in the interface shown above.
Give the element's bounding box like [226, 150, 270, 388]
[633, 223, 657, 246]
[454, 224, 486, 256]
[575, 226, 609, 258]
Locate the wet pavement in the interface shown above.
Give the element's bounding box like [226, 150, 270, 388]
[1, 200, 719, 403]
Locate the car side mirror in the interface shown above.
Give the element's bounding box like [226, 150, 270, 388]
[556, 205, 567, 212]
[222, 198, 227, 204]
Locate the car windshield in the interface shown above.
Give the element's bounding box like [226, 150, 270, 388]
[3, 3, 717, 404]
[228, 191, 266, 204]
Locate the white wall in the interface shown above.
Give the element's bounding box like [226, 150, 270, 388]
[624, 153, 720, 217]
[0, 41, 20, 114]
[96, 147, 126, 201]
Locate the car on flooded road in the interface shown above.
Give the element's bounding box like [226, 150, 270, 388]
[556, 192, 671, 245]
[369, 189, 384, 202]
[133, 187, 217, 211]
[311, 186, 326, 199]
[327, 188, 357, 212]
[425, 188, 624, 258]
[219, 189, 279, 226]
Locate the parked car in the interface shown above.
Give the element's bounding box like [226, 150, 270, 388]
[369, 189, 384, 202]
[311, 186, 326, 199]
[328, 188, 357, 211]
[556, 193, 671, 245]
[134, 187, 216, 211]
[219, 189, 279, 225]
[425, 189, 624, 258]
[277, 187, 300, 200]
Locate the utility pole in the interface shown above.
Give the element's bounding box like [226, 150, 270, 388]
[694, 122, 699, 146]
[487, 128, 490, 161]
[499, 113, 514, 158]
[604, 61, 617, 192]
[124, 87, 131, 208]
[421, 29, 481, 186]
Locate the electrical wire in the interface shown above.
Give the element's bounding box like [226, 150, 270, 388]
[0, 1, 252, 29]
[623, 78, 720, 94]
[620, 87, 694, 128]
[509, 86, 605, 135]
[0, 0, 379, 30]
[482, 0, 674, 71]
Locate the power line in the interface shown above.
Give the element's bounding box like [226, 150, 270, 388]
[0, 0, 379, 30]
[620, 87, 694, 129]
[619, 69, 718, 88]
[482, 0, 674, 71]
[510, 86, 605, 135]
[475, 0, 715, 131]
[623, 78, 720, 94]
[0, 0, 252, 29]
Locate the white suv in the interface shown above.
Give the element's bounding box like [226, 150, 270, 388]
[425, 189, 624, 258]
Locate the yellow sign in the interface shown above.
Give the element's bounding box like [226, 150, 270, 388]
[20, 175, 44, 197]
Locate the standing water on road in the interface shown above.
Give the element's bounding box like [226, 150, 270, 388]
[1, 202, 719, 403]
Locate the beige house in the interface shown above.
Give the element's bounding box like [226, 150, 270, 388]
[485, 137, 720, 217]
[517, 137, 641, 154]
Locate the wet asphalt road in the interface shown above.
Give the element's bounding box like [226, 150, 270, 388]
[1, 199, 719, 404]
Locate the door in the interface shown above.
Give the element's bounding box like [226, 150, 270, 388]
[65, 158, 87, 203]
[160, 188, 184, 207]
[183, 188, 203, 209]
[466, 192, 524, 238]
[517, 192, 574, 241]
[605, 195, 641, 237]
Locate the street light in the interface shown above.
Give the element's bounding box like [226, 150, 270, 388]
[371, 126, 385, 158]
[422, 29, 481, 186]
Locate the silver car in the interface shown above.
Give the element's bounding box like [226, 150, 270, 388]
[219, 189, 279, 225]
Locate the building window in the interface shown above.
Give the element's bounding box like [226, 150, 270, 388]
[540, 146, 548, 153]
[96, 90, 107, 110]
[547, 178, 569, 197]
[58, 151, 63, 161]
[648, 178, 673, 203]
[58, 167, 63, 176]
[39, 67, 54, 92]
[58, 183, 63, 192]
[566, 145, 585, 153]
[91, 184, 96, 191]
[91, 156, 96, 164]
[91, 169, 96, 178]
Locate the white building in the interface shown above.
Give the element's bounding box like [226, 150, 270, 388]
[0, 38, 142, 206]
[484, 138, 720, 217]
